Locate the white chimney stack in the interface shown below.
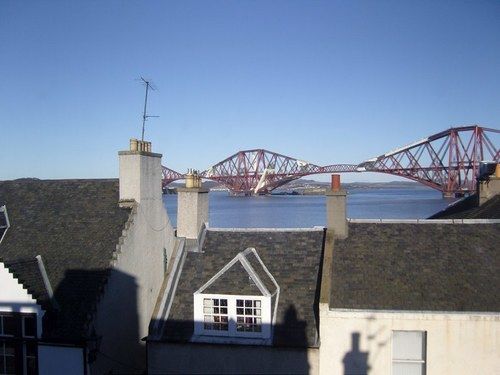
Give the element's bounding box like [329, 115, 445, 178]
[119, 139, 162, 205]
[176, 171, 208, 239]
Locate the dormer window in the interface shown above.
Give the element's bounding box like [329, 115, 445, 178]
[193, 248, 279, 344]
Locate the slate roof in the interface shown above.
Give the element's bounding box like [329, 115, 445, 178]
[0, 179, 131, 340]
[430, 194, 500, 219]
[3, 257, 52, 309]
[162, 229, 325, 348]
[330, 222, 500, 312]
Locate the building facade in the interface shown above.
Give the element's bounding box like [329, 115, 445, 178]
[0, 140, 176, 374]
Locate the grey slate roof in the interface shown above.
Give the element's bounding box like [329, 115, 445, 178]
[330, 222, 500, 312]
[430, 194, 500, 219]
[162, 229, 325, 348]
[0, 179, 131, 340]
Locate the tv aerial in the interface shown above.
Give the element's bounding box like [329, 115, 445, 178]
[138, 77, 159, 141]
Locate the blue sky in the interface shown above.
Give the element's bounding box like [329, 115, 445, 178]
[1, 0, 499, 182]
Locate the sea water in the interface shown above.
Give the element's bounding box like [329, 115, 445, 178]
[163, 186, 454, 228]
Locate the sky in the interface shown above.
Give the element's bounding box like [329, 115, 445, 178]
[1, 0, 499, 182]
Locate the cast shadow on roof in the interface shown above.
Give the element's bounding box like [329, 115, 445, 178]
[148, 303, 311, 374]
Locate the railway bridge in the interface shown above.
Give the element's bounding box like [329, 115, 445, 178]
[162, 125, 499, 196]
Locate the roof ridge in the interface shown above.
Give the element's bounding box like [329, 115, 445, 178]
[208, 227, 325, 232]
[347, 218, 500, 224]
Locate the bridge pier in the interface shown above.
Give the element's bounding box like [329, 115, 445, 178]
[442, 191, 468, 199]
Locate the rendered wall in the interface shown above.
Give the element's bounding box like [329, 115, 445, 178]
[177, 188, 209, 239]
[319, 306, 500, 375]
[148, 342, 319, 374]
[89, 151, 176, 373]
[38, 344, 84, 375]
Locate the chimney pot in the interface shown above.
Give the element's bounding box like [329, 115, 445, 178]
[130, 138, 138, 151]
[331, 174, 341, 191]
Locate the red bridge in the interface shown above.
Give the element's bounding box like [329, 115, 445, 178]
[162, 125, 499, 196]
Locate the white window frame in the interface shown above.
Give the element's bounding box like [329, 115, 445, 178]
[391, 330, 426, 375]
[194, 293, 272, 339]
[22, 315, 36, 339]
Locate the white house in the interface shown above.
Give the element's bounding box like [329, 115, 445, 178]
[0, 139, 176, 374]
[319, 175, 500, 375]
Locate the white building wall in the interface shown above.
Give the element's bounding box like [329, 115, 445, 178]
[319, 305, 500, 375]
[0, 262, 43, 337]
[38, 344, 84, 375]
[89, 150, 176, 373]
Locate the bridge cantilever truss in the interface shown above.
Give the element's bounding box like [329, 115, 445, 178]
[162, 166, 185, 188]
[201, 149, 357, 194]
[161, 125, 499, 196]
[358, 125, 499, 196]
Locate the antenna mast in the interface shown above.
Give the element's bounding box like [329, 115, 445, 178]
[139, 77, 159, 141]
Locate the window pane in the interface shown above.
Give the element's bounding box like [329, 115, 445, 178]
[202, 298, 228, 332]
[26, 357, 37, 375]
[23, 316, 36, 337]
[26, 342, 37, 356]
[4, 342, 15, 355]
[393, 362, 424, 375]
[2, 316, 15, 336]
[393, 331, 424, 360]
[5, 356, 16, 374]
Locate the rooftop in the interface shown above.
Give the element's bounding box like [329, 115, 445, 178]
[159, 228, 325, 348]
[0, 179, 131, 340]
[430, 194, 500, 220]
[330, 221, 500, 312]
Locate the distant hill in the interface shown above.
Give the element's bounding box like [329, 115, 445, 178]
[168, 178, 422, 192]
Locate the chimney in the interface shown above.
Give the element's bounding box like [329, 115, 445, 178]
[177, 170, 208, 239]
[118, 139, 162, 206]
[478, 163, 500, 205]
[326, 174, 348, 239]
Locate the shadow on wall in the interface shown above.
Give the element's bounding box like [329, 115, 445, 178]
[149, 304, 312, 374]
[343, 332, 370, 375]
[48, 268, 144, 374]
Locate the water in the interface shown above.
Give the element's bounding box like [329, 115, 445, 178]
[163, 186, 455, 228]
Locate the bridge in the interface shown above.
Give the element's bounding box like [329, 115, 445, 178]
[162, 125, 499, 196]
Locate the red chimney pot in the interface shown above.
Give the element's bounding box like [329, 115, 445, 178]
[331, 174, 341, 191]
